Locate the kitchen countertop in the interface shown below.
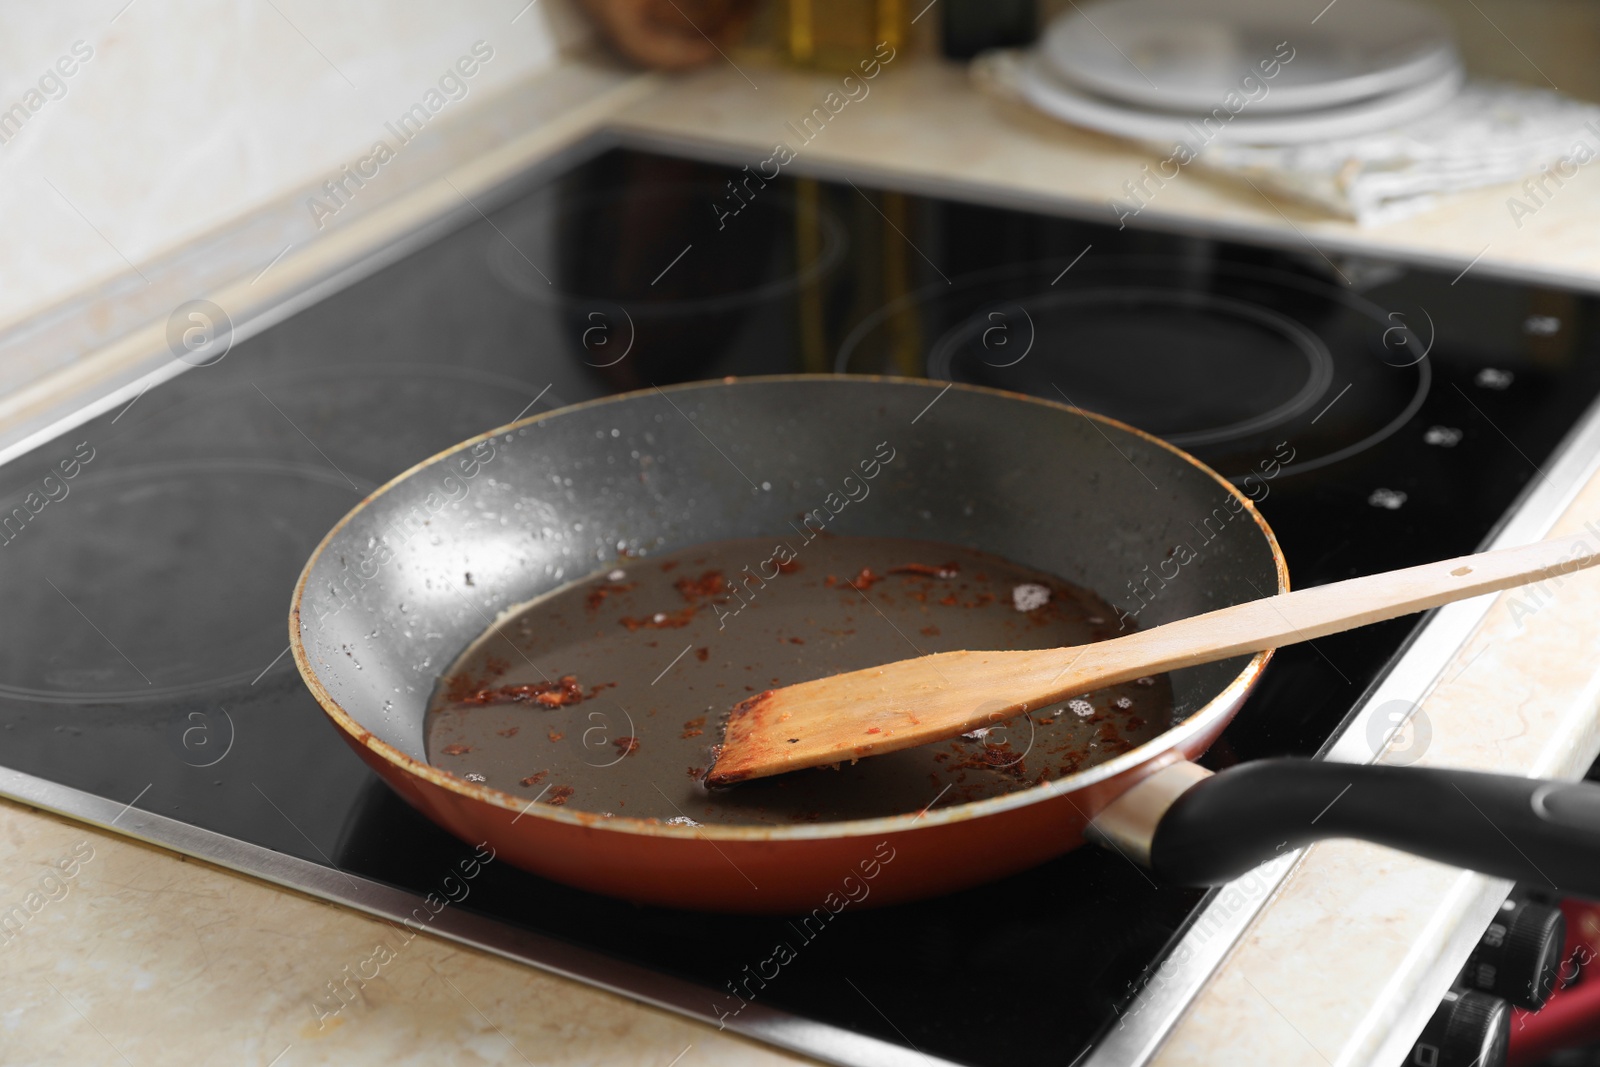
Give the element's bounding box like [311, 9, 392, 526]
[9, 43, 1600, 1067]
[610, 58, 1600, 292]
[0, 796, 810, 1067]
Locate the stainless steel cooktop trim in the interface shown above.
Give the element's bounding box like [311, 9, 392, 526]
[1085, 381, 1600, 1067]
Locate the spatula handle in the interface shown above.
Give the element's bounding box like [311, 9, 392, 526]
[1106, 531, 1600, 677]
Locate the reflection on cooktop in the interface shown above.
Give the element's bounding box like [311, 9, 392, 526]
[0, 459, 361, 702]
[488, 152, 848, 389]
[108, 363, 555, 473]
[839, 258, 1431, 479]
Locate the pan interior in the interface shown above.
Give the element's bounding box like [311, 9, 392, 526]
[423, 535, 1174, 825]
[294, 378, 1280, 824]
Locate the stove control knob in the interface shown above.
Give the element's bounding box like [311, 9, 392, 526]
[1408, 990, 1509, 1067]
[1463, 898, 1566, 1010]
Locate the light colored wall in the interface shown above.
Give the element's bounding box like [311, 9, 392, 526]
[1412, 0, 1600, 102]
[0, 0, 588, 328]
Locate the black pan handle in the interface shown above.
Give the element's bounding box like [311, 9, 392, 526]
[1148, 759, 1600, 899]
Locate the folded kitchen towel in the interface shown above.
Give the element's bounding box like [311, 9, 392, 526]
[1201, 80, 1600, 226]
[975, 49, 1600, 227]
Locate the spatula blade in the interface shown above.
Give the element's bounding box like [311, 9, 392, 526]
[705, 646, 1080, 785]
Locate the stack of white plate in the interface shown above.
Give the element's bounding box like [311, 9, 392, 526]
[1019, 0, 1463, 146]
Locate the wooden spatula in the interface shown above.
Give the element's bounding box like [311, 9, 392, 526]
[705, 531, 1600, 785]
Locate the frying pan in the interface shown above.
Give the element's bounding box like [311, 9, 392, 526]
[290, 377, 1600, 912]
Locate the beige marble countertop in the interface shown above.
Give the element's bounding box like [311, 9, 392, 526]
[0, 797, 811, 1067]
[10, 30, 1600, 1067]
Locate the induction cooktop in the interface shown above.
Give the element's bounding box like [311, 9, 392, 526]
[5, 143, 1600, 1067]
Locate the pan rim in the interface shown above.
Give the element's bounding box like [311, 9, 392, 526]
[289, 374, 1287, 843]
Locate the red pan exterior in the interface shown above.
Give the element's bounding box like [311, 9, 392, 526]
[337, 708, 1237, 912]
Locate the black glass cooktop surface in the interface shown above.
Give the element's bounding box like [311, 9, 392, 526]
[3, 145, 1599, 1066]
